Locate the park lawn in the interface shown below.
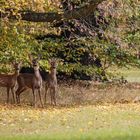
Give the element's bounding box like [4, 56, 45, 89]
[119, 68, 140, 82]
[109, 67, 140, 82]
[0, 104, 140, 140]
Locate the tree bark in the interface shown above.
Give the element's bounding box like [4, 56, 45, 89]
[0, 0, 105, 22]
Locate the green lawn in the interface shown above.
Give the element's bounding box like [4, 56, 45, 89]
[109, 68, 140, 82]
[0, 104, 140, 140]
[119, 68, 140, 82]
[0, 68, 140, 140]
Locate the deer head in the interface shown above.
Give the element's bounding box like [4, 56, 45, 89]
[28, 54, 40, 70]
[49, 58, 57, 69]
[12, 61, 22, 71]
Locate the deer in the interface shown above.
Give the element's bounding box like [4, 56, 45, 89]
[44, 59, 58, 106]
[0, 61, 21, 104]
[15, 56, 44, 108]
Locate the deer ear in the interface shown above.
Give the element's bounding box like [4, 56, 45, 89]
[19, 61, 22, 66]
[52, 57, 57, 62]
[37, 54, 42, 60]
[28, 54, 33, 62]
[55, 58, 58, 63]
[53, 58, 58, 64]
[12, 60, 16, 65]
[28, 54, 34, 66]
[48, 59, 51, 63]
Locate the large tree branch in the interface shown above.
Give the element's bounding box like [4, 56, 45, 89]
[0, 0, 105, 22]
[64, 0, 105, 20]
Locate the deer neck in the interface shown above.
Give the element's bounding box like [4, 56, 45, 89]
[50, 68, 56, 79]
[14, 70, 20, 77]
[34, 69, 41, 79]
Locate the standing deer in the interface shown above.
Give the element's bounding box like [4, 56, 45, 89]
[16, 57, 43, 108]
[0, 61, 21, 103]
[44, 59, 57, 106]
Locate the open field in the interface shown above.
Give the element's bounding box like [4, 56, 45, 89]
[0, 68, 140, 140]
[117, 68, 140, 83]
[0, 82, 140, 140]
[0, 104, 140, 140]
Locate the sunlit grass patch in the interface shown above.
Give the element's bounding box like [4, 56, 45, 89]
[0, 104, 140, 140]
[114, 68, 140, 82]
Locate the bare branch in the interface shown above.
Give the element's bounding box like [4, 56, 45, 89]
[0, 0, 106, 22]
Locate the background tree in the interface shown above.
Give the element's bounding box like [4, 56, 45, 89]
[0, 0, 139, 80]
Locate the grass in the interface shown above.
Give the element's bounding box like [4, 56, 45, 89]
[0, 104, 140, 140]
[0, 68, 140, 140]
[114, 68, 140, 82]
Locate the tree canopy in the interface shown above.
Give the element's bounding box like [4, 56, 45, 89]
[0, 0, 140, 80]
[0, 0, 105, 22]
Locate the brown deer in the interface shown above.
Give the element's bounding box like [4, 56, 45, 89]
[44, 59, 57, 106]
[0, 61, 21, 103]
[16, 57, 43, 108]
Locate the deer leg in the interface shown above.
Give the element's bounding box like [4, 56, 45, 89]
[50, 88, 54, 106]
[7, 87, 10, 104]
[18, 88, 27, 103]
[16, 88, 21, 104]
[38, 89, 44, 108]
[11, 87, 15, 104]
[32, 89, 37, 108]
[16, 92, 18, 104]
[52, 87, 57, 106]
[16, 92, 20, 104]
[44, 85, 49, 104]
[16, 87, 26, 104]
[32, 89, 35, 106]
